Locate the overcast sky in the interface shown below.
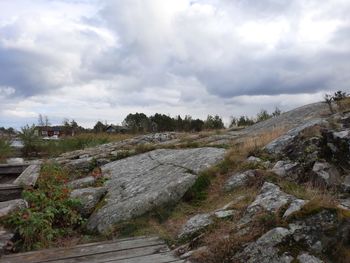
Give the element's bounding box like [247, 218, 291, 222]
[0, 0, 349, 128]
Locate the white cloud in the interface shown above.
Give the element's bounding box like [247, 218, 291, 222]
[0, 0, 349, 128]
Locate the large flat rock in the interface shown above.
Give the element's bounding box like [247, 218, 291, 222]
[87, 147, 226, 233]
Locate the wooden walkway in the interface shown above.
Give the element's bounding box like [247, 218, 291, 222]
[0, 236, 184, 263]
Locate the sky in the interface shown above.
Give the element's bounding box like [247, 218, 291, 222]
[0, 0, 350, 128]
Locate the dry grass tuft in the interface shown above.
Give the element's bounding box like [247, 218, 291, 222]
[299, 125, 323, 138]
[336, 97, 350, 113]
[233, 126, 288, 154]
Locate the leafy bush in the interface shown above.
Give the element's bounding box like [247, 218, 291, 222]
[4, 162, 84, 251]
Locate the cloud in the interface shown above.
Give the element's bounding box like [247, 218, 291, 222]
[0, 0, 350, 128]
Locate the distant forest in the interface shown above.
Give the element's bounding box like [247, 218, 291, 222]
[0, 108, 281, 135]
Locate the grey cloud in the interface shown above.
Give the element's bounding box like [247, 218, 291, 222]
[1, 0, 350, 128]
[0, 47, 62, 97]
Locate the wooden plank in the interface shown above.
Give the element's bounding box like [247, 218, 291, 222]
[104, 252, 182, 263]
[0, 237, 165, 263]
[0, 165, 28, 175]
[13, 165, 40, 187]
[42, 244, 169, 263]
[0, 184, 23, 202]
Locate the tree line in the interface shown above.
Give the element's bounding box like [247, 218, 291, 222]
[94, 113, 225, 133]
[1, 107, 282, 136]
[229, 107, 281, 128]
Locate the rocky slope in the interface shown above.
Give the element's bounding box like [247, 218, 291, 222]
[3, 101, 350, 262]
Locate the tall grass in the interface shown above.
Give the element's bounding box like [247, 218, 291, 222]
[37, 133, 132, 157]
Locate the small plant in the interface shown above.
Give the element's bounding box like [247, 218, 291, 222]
[4, 162, 84, 251]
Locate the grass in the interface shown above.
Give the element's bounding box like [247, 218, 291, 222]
[336, 97, 350, 113]
[26, 133, 132, 157]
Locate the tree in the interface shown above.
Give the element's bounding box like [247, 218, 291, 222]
[150, 113, 175, 132]
[174, 115, 183, 131]
[19, 124, 41, 156]
[229, 117, 238, 128]
[191, 119, 205, 132]
[38, 114, 44, 126]
[204, 115, 225, 129]
[93, 121, 107, 133]
[324, 94, 334, 113]
[38, 114, 50, 127]
[333, 90, 348, 101]
[256, 109, 271, 122]
[237, 116, 255, 127]
[122, 113, 150, 133]
[272, 107, 281, 117]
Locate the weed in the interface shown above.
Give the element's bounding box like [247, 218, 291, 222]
[134, 143, 156, 154]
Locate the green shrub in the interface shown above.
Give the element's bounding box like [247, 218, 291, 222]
[19, 124, 41, 156]
[4, 162, 84, 251]
[183, 167, 218, 202]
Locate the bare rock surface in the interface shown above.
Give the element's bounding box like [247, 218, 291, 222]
[179, 209, 237, 239]
[68, 176, 96, 189]
[271, 160, 299, 179]
[240, 182, 295, 224]
[283, 199, 308, 218]
[70, 187, 107, 216]
[297, 253, 324, 263]
[312, 161, 341, 186]
[224, 170, 257, 191]
[54, 133, 179, 169]
[87, 147, 226, 233]
[178, 213, 213, 239]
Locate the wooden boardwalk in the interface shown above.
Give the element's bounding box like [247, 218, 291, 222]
[0, 236, 184, 263]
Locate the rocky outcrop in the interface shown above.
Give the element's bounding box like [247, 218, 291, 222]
[87, 147, 226, 233]
[240, 182, 295, 224]
[297, 253, 324, 263]
[178, 214, 213, 239]
[312, 162, 341, 186]
[271, 160, 299, 179]
[283, 199, 308, 218]
[233, 208, 348, 262]
[178, 209, 237, 239]
[265, 118, 327, 154]
[54, 133, 179, 170]
[224, 170, 257, 191]
[70, 187, 107, 216]
[233, 227, 295, 263]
